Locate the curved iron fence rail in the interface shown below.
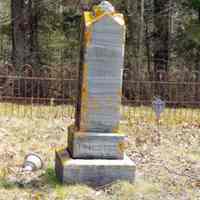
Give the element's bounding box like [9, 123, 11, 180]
[0, 65, 200, 123]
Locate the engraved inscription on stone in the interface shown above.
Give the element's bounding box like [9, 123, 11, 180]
[87, 46, 121, 59]
[78, 143, 118, 157]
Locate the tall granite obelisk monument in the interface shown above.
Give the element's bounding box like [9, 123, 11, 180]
[55, 1, 135, 186]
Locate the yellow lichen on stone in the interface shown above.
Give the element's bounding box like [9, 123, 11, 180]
[56, 148, 71, 166]
[75, 131, 88, 138]
[112, 124, 119, 133]
[90, 97, 101, 111]
[117, 141, 126, 154]
[93, 5, 105, 17]
[84, 11, 125, 28]
[84, 12, 94, 27]
[51, 145, 66, 153]
[117, 89, 122, 97]
[61, 158, 72, 166]
[84, 27, 92, 47]
[106, 96, 113, 104]
[112, 118, 120, 132]
[80, 63, 89, 131]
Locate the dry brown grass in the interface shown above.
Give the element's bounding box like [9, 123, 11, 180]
[0, 105, 199, 200]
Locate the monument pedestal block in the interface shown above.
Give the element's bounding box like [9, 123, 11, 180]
[55, 149, 136, 187]
[68, 126, 125, 159]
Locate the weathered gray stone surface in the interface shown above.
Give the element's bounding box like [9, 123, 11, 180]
[77, 14, 126, 133]
[55, 149, 136, 187]
[68, 130, 125, 159]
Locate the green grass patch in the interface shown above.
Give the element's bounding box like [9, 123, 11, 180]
[42, 167, 61, 187]
[0, 178, 15, 189]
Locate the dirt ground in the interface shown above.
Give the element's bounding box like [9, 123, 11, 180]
[0, 115, 199, 200]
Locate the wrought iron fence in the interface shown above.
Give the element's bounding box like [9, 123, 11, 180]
[0, 64, 77, 119]
[122, 80, 200, 126]
[0, 64, 200, 125]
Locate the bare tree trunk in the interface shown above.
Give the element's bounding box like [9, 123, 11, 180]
[153, 0, 171, 97]
[144, 21, 151, 78]
[11, 0, 40, 69]
[122, 0, 144, 81]
[198, 7, 200, 23]
[120, 0, 145, 102]
[153, 0, 170, 79]
[121, 0, 138, 80]
[137, 0, 144, 77]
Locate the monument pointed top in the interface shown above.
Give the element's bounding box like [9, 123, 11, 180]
[84, 11, 125, 27]
[84, 1, 124, 27]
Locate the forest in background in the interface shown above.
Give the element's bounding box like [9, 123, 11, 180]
[1, 0, 200, 103]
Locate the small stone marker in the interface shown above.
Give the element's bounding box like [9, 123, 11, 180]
[55, 1, 136, 187]
[152, 97, 165, 120]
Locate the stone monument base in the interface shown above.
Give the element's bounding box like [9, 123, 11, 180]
[55, 148, 136, 187]
[68, 126, 125, 159]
